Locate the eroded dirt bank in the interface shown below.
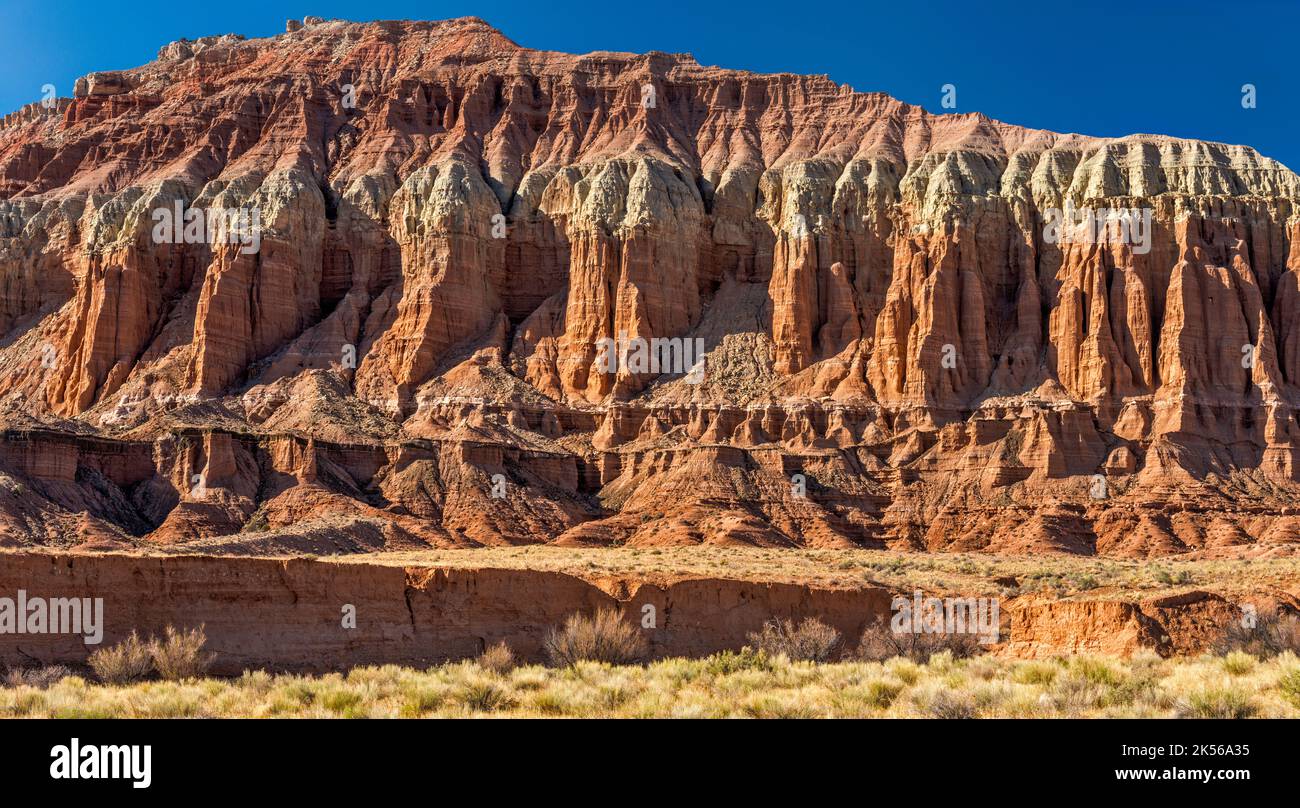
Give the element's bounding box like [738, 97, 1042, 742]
[0, 552, 1283, 672]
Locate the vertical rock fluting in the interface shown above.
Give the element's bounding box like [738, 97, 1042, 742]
[0, 17, 1299, 554]
[354, 160, 504, 414]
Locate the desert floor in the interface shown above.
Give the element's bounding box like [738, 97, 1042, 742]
[5, 650, 1298, 718]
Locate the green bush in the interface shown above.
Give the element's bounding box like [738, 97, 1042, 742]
[703, 648, 774, 675]
[1276, 667, 1300, 708]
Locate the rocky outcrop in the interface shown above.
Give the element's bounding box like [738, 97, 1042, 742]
[0, 552, 1272, 671]
[1, 17, 1300, 555]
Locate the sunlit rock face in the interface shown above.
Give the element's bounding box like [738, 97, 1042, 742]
[1, 16, 1299, 557]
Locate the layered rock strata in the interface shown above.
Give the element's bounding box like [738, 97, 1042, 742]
[0, 552, 1284, 670]
[1, 17, 1300, 556]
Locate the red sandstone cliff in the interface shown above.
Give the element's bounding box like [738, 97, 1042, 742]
[2, 16, 1300, 556]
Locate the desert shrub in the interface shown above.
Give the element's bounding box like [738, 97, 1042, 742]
[320, 688, 364, 715]
[1012, 660, 1059, 686]
[863, 678, 905, 709]
[274, 679, 315, 708]
[886, 657, 922, 684]
[1072, 657, 1124, 688]
[1111, 660, 1164, 706]
[456, 680, 515, 712]
[399, 687, 447, 717]
[238, 669, 278, 698]
[966, 655, 1003, 681]
[1152, 567, 1193, 585]
[1178, 685, 1257, 719]
[919, 689, 978, 719]
[1073, 574, 1100, 591]
[596, 685, 632, 711]
[543, 610, 647, 667]
[1221, 651, 1256, 676]
[1051, 671, 1110, 714]
[149, 625, 215, 681]
[703, 648, 773, 675]
[743, 697, 818, 719]
[528, 690, 568, 716]
[1277, 667, 1300, 708]
[3, 665, 71, 689]
[857, 619, 984, 663]
[476, 642, 516, 675]
[970, 681, 1017, 712]
[88, 631, 153, 684]
[746, 618, 842, 662]
[242, 509, 270, 533]
[1052, 658, 1141, 708]
[1214, 611, 1300, 658]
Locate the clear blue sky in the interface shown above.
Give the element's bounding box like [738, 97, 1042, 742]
[2, 0, 1295, 170]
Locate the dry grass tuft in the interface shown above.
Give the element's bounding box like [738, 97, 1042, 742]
[1177, 685, 1258, 719]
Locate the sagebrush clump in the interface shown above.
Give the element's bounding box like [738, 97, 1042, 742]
[543, 610, 648, 667]
[746, 618, 842, 662]
[88, 631, 153, 684]
[3, 665, 71, 689]
[148, 626, 216, 681]
[857, 619, 984, 663]
[1215, 611, 1300, 658]
[476, 642, 516, 674]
